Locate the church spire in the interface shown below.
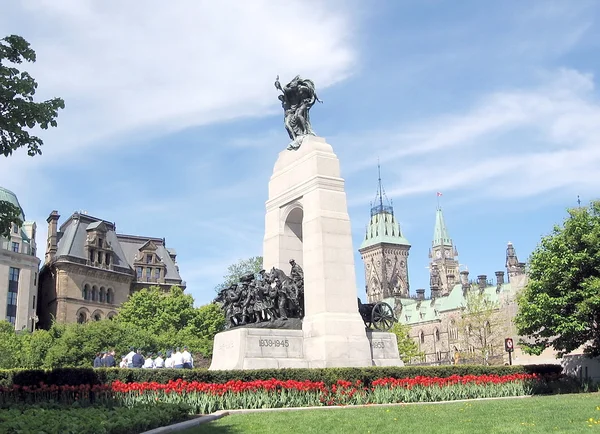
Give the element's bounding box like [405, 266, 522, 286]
[359, 164, 411, 303]
[432, 207, 452, 247]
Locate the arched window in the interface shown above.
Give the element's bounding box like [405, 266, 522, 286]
[83, 284, 90, 300]
[106, 288, 114, 304]
[77, 312, 87, 324]
[99, 287, 106, 303]
[420, 330, 425, 344]
[435, 328, 440, 342]
[92, 286, 98, 302]
[94, 313, 101, 321]
[107, 312, 117, 320]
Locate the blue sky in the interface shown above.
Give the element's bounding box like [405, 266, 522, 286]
[2, 1, 600, 305]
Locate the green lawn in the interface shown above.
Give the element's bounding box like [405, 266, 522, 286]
[183, 393, 600, 434]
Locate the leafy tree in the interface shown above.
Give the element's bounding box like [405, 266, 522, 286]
[0, 34, 65, 236]
[390, 322, 423, 363]
[515, 200, 600, 357]
[215, 256, 263, 292]
[117, 286, 197, 335]
[458, 287, 507, 365]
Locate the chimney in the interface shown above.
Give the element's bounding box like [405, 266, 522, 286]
[45, 210, 60, 264]
[495, 271, 505, 286]
[477, 274, 487, 291]
[416, 288, 425, 300]
[447, 273, 456, 287]
[460, 270, 469, 286]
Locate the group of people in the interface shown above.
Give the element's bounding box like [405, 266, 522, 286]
[214, 260, 305, 328]
[93, 347, 194, 369]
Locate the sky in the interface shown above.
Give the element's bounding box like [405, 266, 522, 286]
[2, 0, 600, 306]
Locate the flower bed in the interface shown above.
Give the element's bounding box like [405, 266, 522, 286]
[0, 373, 544, 414]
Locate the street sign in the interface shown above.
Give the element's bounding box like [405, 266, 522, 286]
[505, 337, 514, 352]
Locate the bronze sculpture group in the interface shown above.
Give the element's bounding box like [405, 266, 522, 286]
[214, 259, 305, 329]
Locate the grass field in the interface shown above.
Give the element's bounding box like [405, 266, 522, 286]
[183, 393, 600, 433]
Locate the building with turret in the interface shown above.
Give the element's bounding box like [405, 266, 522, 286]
[37, 210, 185, 328]
[358, 172, 531, 364]
[358, 166, 411, 304]
[0, 187, 40, 331]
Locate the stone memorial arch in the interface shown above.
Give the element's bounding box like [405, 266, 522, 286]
[209, 76, 403, 370]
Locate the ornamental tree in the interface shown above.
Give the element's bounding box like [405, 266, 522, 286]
[390, 321, 423, 363]
[215, 256, 263, 292]
[458, 287, 507, 365]
[0, 34, 65, 236]
[515, 200, 600, 357]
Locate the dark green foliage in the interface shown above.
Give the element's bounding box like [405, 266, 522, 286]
[0, 35, 65, 157]
[0, 364, 562, 388]
[0, 403, 190, 434]
[0, 34, 65, 237]
[516, 200, 600, 357]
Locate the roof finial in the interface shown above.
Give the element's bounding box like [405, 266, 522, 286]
[377, 158, 384, 210]
[436, 191, 442, 210]
[577, 195, 582, 207]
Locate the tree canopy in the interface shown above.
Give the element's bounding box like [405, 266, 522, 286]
[0, 34, 65, 237]
[458, 287, 507, 365]
[389, 322, 423, 363]
[515, 200, 600, 357]
[215, 256, 263, 292]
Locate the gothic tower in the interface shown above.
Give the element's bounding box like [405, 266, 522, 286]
[506, 241, 526, 280]
[359, 166, 411, 303]
[429, 206, 459, 296]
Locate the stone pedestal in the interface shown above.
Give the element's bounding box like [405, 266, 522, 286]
[209, 135, 404, 370]
[263, 136, 372, 368]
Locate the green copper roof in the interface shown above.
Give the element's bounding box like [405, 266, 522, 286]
[360, 210, 410, 250]
[386, 282, 515, 326]
[432, 208, 452, 247]
[0, 186, 24, 221]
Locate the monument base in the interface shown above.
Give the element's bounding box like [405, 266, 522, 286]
[209, 327, 404, 370]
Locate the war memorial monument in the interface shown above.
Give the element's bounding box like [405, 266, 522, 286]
[210, 76, 403, 370]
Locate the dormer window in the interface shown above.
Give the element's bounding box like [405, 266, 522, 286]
[89, 249, 95, 262]
[146, 254, 153, 264]
[12, 224, 18, 234]
[105, 254, 110, 266]
[98, 238, 103, 248]
[136, 267, 142, 279]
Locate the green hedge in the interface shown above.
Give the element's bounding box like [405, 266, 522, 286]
[0, 364, 562, 388]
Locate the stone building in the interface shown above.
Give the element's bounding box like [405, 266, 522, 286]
[358, 167, 411, 303]
[0, 187, 40, 331]
[358, 174, 531, 364]
[37, 210, 185, 328]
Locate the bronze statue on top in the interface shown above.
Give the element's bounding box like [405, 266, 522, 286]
[274, 75, 322, 151]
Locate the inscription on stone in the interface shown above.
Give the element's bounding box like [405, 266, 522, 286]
[371, 340, 385, 349]
[259, 339, 290, 348]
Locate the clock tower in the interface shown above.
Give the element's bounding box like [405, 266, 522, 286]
[359, 165, 411, 303]
[429, 206, 459, 296]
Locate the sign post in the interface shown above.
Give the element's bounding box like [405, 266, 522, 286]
[504, 337, 514, 365]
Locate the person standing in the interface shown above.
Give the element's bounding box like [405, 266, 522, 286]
[172, 347, 184, 369]
[143, 353, 154, 369]
[104, 350, 116, 368]
[125, 347, 136, 368]
[154, 352, 165, 368]
[164, 350, 174, 368]
[132, 348, 144, 368]
[182, 346, 193, 369]
[93, 352, 103, 368]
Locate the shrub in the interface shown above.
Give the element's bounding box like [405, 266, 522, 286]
[0, 364, 562, 388]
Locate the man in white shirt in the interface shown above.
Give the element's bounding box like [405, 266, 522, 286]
[153, 352, 165, 368]
[164, 350, 174, 368]
[125, 347, 135, 368]
[172, 347, 184, 369]
[182, 346, 193, 369]
[143, 353, 154, 369]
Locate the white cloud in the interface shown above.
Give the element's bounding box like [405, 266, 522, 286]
[345, 68, 600, 206]
[0, 0, 356, 181]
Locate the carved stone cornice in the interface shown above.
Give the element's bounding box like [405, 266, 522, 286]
[53, 261, 134, 284]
